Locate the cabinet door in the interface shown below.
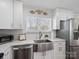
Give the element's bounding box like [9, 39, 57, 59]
[53, 9, 73, 30]
[53, 42, 65, 59]
[60, 10, 73, 20]
[0, 0, 13, 29]
[73, 14, 79, 30]
[45, 50, 53, 59]
[53, 9, 60, 30]
[34, 52, 43, 59]
[0, 46, 13, 59]
[13, 0, 23, 29]
[4, 47, 12, 59]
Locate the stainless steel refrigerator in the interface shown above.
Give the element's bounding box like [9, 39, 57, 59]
[56, 19, 74, 59]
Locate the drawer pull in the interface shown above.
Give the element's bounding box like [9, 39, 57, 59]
[59, 47, 62, 51]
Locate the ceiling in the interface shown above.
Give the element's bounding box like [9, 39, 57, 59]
[22, 0, 79, 12]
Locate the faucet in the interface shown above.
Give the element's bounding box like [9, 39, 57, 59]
[39, 32, 42, 39]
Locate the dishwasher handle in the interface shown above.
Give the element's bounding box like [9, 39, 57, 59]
[13, 45, 33, 49]
[13, 48, 19, 50]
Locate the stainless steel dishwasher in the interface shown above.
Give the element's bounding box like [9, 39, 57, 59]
[12, 44, 33, 59]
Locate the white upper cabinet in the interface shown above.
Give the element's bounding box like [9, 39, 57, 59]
[73, 14, 79, 30]
[0, 0, 13, 29]
[0, 0, 23, 29]
[53, 9, 61, 29]
[53, 8, 74, 30]
[58, 9, 74, 20]
[13, 0, 23, 29]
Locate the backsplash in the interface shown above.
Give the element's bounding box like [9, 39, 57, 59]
[0, 30, 56, 40]
[0, 29, 24, 40]
[25, 32, 39, 40]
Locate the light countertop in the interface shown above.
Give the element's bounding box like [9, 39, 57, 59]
[49, 38, 65, 42]
[0, 38, 65, 48]
[0, 40, 34, 48]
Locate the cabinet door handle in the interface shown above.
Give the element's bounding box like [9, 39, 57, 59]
[44, 52, 46, 56]
[42, 52, 44, 56]
[59, 47, 62, 51]
[11, 23, 13, 28]
[42, 51, 46, 56]
[20, 24, 21, 28]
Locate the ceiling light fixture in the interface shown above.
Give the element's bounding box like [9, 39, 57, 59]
[30, 9, 48, 16]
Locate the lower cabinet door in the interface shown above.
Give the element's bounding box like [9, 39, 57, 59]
[45, 50, 52, 59]
[4, 47, 12, 59]
[34, 52, 43, 59]
[34, 50, 53, 59]
[53, 42, 65, 59]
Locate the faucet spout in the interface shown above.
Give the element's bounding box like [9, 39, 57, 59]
[39, 32, 42, 39]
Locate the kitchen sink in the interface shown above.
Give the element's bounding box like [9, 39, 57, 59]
[34, 39, 52, 43]
[33, 40, 53, 52]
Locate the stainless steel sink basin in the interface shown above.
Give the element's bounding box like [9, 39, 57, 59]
[33, 40, 53, 52]
[34, 39, 52, 43]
